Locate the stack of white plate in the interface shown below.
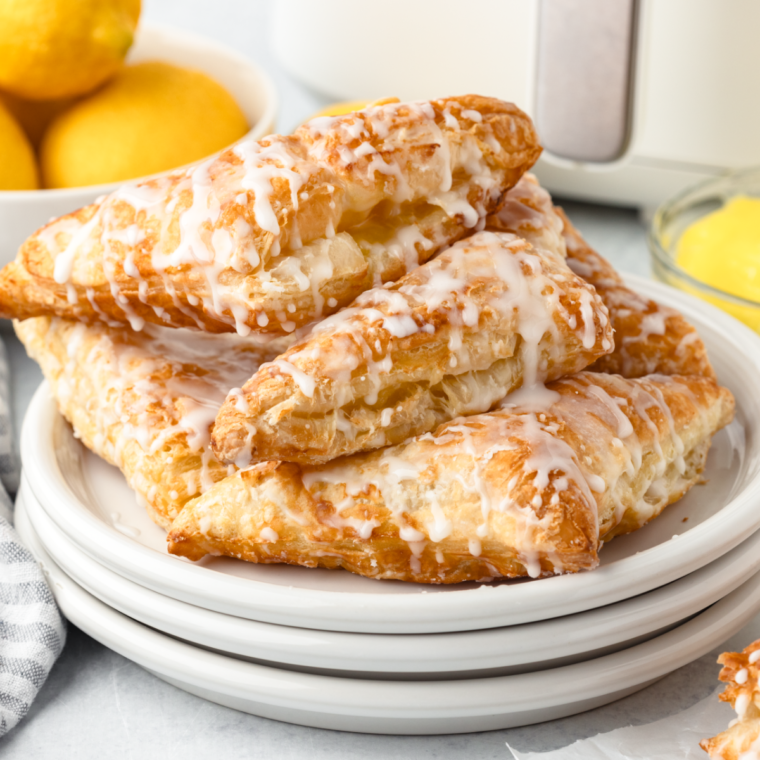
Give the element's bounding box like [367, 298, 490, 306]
[16, 276, 760, 735]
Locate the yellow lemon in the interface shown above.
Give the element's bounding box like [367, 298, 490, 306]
[0, 0, 140, 101]
[0, 100, 39, 190]
[309, 100, 372, 119]
[0, 90, 75, 149]
[305, 98, 398, 122]
[122, 0, 141, 24]
[41, 61, 249, 189]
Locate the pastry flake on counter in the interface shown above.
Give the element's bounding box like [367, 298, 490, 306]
[168, 372, 733, 584]
[14, 317, 290, 528]
[211, 230, 614, 467]
[701, 639, 760, 759]
[0, 95, 541, 335]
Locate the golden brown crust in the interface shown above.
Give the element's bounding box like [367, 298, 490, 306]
[211, 230, 614, 467]
[701, 640, 760, 758]
[14, 317, 287, 528]
[487, 182, 715, 380]
[485, 173, 567, 259]
[0, 95, 541, 335]
[169, 372, 734, 583]
[557, 208, 716, 379]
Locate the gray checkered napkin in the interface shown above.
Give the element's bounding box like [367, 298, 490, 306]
[0, 337, 66, 736]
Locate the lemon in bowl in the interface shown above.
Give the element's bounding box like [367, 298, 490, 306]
[309, 100, 372, 119]
[0, 0, 140, 101]
[0, 99, 38, 190]
[41, 61, 249, 188]
[0, 90, 75, 150]
[305, 97, 398, 122]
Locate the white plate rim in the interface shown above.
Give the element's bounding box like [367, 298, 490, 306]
[21, 275, 760, 633]
[18, 476, 760, 675]
[16, 499, 760, 734]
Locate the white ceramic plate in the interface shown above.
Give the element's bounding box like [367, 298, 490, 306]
[21, 277, 760, 634]
[0, 23, 278, 263]
[19, 477, 760, 679]
[15, 500, 760, 735]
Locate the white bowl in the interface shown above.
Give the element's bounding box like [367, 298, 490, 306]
[20, 276, 760, 634]
[0, 23, 278, 265]
[15, 497, 760, 735]
[19, 474, 760, 679]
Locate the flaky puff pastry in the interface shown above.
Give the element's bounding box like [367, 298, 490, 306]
[486, 173, 568, 260]
[211, 230, 614, 467]
[701, 640, 760, 759]
[559, 209, 716, 379]
[0, 95, 541, 335]
[168, 372, 734, 584]
[14, 317, 289, 528]
[487, 177, 715, 379]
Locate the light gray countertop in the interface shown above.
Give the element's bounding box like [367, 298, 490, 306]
[3, 1, 755, 756]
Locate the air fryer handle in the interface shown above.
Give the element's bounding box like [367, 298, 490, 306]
[535, 0, 637, 163]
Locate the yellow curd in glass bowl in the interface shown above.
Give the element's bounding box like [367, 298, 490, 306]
[649, 168, 760, 332]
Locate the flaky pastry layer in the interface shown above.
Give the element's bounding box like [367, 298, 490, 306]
[14, 317, 287, 528]
[486, 173, 567, 260]
[0, 95, 541, 335]
[559, 209, 715, 379]
[169, 372, 733, 584]
[211, 230, 614, 466]
[701, 640, 760, 759]
[487, 176, 715, 379]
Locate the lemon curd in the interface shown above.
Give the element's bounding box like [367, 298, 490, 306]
[676, 195, 760, 330]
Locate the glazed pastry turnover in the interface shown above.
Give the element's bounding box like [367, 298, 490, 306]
[168, 372, 734, 583]
[701, 640, 760, 759]
[211, 230, 614, 467]
[0, 95, 541, 335]
[486, 176, 715, 379]
[14, 316, 288, 528]
[559, 209, 716, 379]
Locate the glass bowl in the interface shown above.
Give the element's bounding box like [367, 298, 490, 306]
[648, 166, 760, 332]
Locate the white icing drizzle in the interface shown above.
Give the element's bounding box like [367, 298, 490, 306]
[233, 139, 310, 236]
[53, 214, 99, 283]
[260, 527, 279, 542]
[273, 359, 316, 398]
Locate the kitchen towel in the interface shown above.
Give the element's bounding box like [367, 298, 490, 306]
[0, 337, 66, 736]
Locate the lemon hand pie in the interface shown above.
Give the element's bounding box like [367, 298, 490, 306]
[0, 95, 541, 335]
[169, 372, 733, 584]
[211, 230, 614, 467]
[487, 176, 715, 380]
[15, 316, 289, 528]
